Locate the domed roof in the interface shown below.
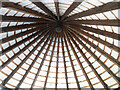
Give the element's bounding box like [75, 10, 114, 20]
[0, 0, 120, 89]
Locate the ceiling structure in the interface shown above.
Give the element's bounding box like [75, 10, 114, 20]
[0, 0, 120, 89]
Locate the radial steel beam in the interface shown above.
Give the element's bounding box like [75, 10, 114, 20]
[65, 2, 120, 21]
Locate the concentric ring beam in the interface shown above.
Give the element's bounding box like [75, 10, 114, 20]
[61, 36, 69, 89]
[0, 24, 48, 44]
[66, 20, 120, 26]
[65, 2, 120, 21]
[65, 31, 94, 89]
[2, 2, 53, 21]
[0, 30, 49, 70]
[30, 35, 54, 89]
[55, 34, 59, 89]
[61, 0, 84, 20]
[70, 30, 120, 84]
[67, 31, 109, 89]
[0, 27, 49, 56]
[31, 2, 57, 20]
[15, 33, 52, 89]
[44, 35, 57, 89]
[0, 23, 49, 33]
[2, 32, 52, 86]
[54, 0, 60, 20]
[0, 15, 50, 22]
[76, 25, 120, 40]
[63, 35, 81, 89]
[68, 25, 120, 53]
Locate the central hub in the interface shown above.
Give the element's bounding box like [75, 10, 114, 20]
[56, 21, 62, 33]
